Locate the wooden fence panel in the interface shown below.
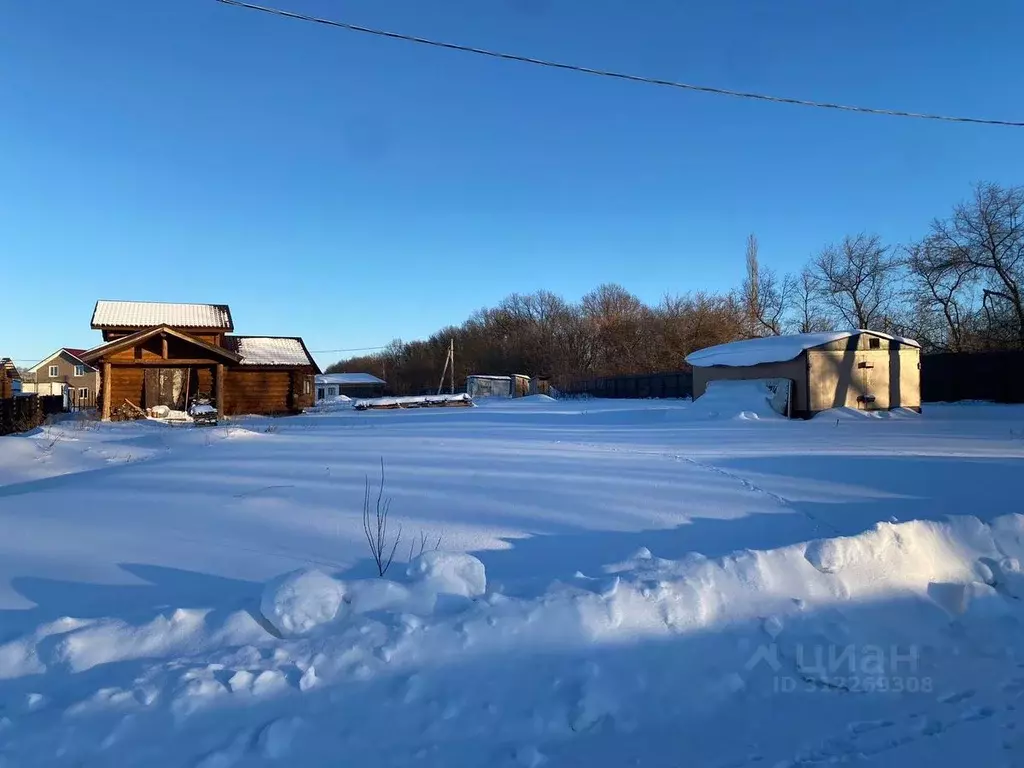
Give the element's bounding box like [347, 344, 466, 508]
[0, 395, 68, 435]
[563, 371, 694, 400]
[921, 352, 1024, 403]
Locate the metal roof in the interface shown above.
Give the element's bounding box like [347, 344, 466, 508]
[316, 373, 386, 385]
[91, 300, 234, 330]
[686, 330, 921, 368]
[224, 336, 317, 368]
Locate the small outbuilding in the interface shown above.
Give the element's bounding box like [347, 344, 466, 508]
[315, 373, 386, 400]
[685, 330, 921, 418]
[466, 374, 536, 399]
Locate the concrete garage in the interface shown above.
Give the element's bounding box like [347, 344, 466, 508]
[686, 330, 921, 418]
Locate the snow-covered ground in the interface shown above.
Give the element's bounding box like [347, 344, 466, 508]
[2, 398, 1024, 766]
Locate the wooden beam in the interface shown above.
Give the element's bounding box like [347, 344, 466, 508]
[105, 358, 231, 367]
[101, 362, 112, 421]
[216, 364, 225, 417]
[161, 335, 168, 360]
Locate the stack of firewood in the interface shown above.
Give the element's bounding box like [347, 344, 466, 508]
[111, 399, 147, 422]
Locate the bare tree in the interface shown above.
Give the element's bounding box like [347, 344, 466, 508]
[789, 268, 832, 333]
[808, 233, 902, 330]
[581, 284, 653, 375]
[742, 234, 761, 336]
[362, 458, 401, 577]
[927, 182, 1024, 349]
[740, 234, 796, 336]
[905, 236, 977, 351]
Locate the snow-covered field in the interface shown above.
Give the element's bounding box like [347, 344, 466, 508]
[2, 398, 1024, 767]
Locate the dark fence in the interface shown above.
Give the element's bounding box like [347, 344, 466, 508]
[69, 390, 96, 411]
[0, 395, 65, 436]
[562, 371, 693, 400]
[922, 351, 1024, 404]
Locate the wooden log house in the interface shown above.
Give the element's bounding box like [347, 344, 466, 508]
[79, 301, 320, 420]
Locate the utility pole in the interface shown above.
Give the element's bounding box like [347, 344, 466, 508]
[436, 339, 454, 396]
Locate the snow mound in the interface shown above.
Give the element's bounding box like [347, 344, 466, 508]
[689, 380, 786, 420]
[802, 517, 997, 590]
[813, 407, 920, 421]
[516, 394, 557, 403]
[407, 551, 487, 598]
[260, 569, 347, 637]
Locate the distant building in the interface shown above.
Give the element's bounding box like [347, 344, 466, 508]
[316, 373, 386, 400]
[24, 348, 99, 408]
[686, 330, 921, 418]
[0, 358, 22, 398]
[466, 374, 537, 399]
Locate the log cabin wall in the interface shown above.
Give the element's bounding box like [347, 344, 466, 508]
[294, 372, 316, 411]
[223, 369, 293, 415]
[85, 319, 319, 419]
[223, 369, 316, 415]
[100, 364, 315, 417]
[105, 366, 146, 408]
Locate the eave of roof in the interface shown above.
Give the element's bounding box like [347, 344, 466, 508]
[79, 325, 242, 364]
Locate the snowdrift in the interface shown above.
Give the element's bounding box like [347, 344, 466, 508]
[5, 515, 1024, 765]
[688, 379, 789, 420]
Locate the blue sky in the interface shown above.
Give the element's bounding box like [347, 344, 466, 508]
[3, 0, 1023, 369]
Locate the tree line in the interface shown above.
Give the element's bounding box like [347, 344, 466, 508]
[329, 182, 1024, 394]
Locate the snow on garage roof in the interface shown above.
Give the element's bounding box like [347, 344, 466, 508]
[91, 300, 234, 330]
[316, 373, 386, 385]
[685, 330, 920, 368]
[223, 336, 318, 368]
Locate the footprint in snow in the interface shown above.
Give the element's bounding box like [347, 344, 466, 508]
[846, 719, 894, 735]
[914, 716, 945, 737]
[1001, 678, 1024, 695]
[938, 689, 976, 705]
[960, 705, 996, 722]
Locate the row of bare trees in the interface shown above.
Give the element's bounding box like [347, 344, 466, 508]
[329, 182, 1024, 394]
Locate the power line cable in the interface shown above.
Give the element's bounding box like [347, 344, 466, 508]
[309, 345, 389, 354]
[216, 0, 1024, 128]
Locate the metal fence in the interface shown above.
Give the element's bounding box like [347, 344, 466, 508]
[921, 351, 1024, 404]
[562, 371, 693, 400]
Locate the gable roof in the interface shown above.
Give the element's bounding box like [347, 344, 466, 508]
[223, 336, 320, 372]
[28, 347, 96, 373]
[91, 300, 234, 331]
[79, 326, 242, 365]
[316, 373, 386, 386]
[685, 330, 921, 369]
[1, 358, 19, 380]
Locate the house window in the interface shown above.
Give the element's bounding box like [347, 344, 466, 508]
[48, 365, 59, 378]
[74, 364, 86, 377]
[868, 337, 881, 350]
[317, 387, 325, 400]
[77, 387, 89, 401]
[303, 378, 311, 395]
